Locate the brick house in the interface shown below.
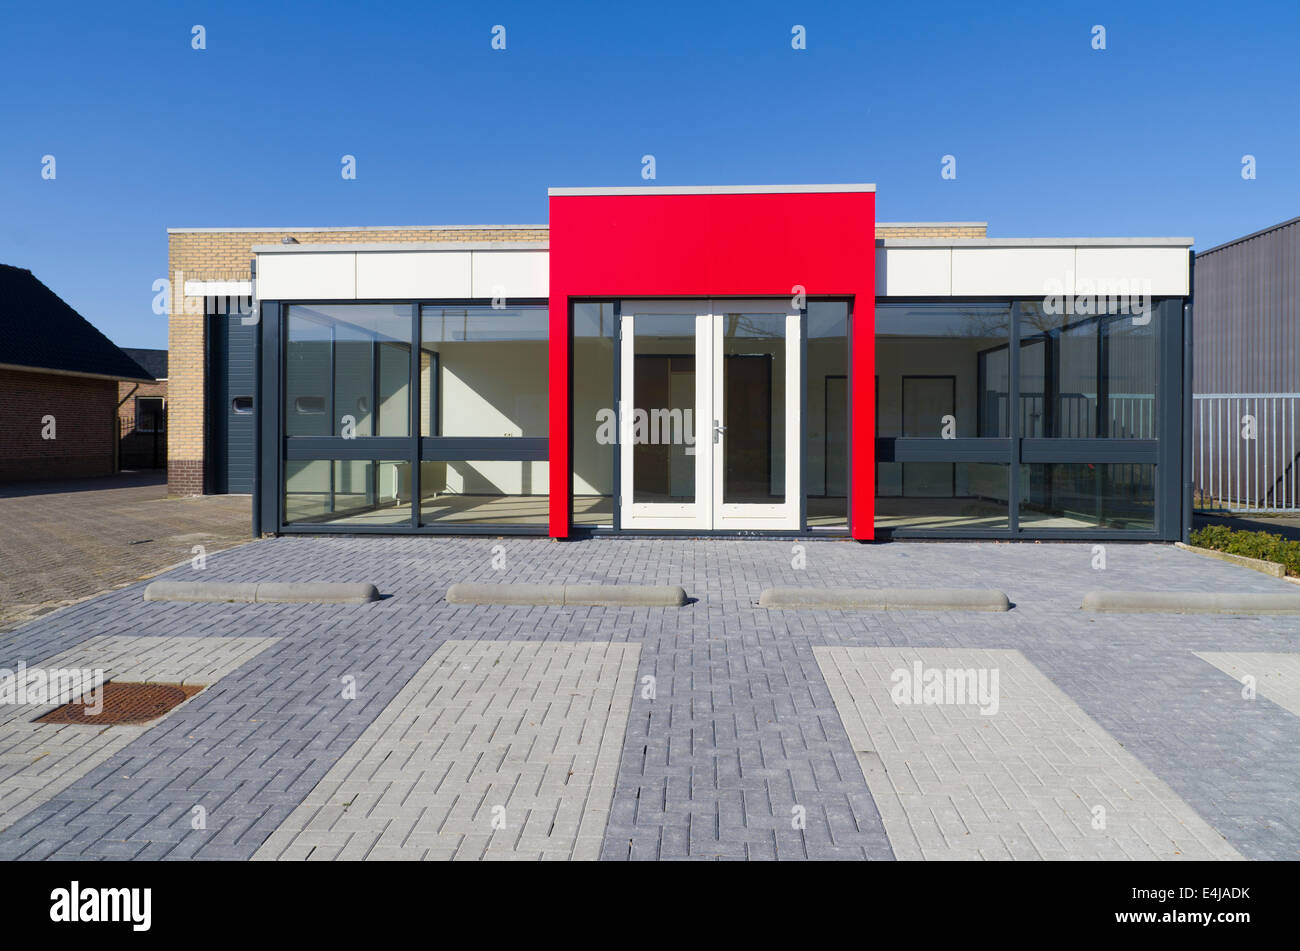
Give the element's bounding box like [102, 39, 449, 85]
[117, 348, 168, 469]
[0, 264, 155, 483]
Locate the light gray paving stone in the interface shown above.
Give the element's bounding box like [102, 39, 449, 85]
[253, 639, 639, 861]
[814, 646, 1244, 861]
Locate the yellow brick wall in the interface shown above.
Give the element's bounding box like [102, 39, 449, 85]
[876, 224, 987, 238]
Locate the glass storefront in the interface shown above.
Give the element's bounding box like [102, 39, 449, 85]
[874, 299, 1170, 536]
[267, 295, 1179, 538]
[279, 302, 548, 533]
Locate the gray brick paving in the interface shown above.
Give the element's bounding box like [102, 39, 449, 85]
[0, 636, 276, 836]
[0, 537, 1296, 859]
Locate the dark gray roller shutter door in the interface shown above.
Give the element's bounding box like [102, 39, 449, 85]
[209, 312, 256, 494]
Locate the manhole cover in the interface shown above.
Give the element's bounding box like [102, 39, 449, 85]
[35, 682, 203, 725]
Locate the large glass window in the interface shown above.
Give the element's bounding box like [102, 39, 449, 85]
[876, 303, 1012, 440]
[874, 298, 1166, 537]
[631, 314, 696, 504]
[286, 305, 413, 437]
[418, 460, 549, 526]
[1019, 463, 1155, 531]
[875, 303, 1011, 530]
[875, 463, 1011, 531]
[805, 301, 849, 528]
[414, 305, 549, 529]
[572, 303, 616, 527]
[285, 459, 410, 526]
[1018, 303, 1157, 439]
[419, 305, 548, 437]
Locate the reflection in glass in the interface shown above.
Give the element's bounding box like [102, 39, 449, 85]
[419, 306, 548, 438]
[1018, 303, 1157, 439]
[805, 302, 849, 528]
[572, 303, 616, 526]
[632, 315, 696, 503]
[419, 460, 549, 526]
[285, 459, 409, 525]
[722, 312, 786, 505]
[876, 464, 1010, 531]
[1019, 463, 1155, 530]
[285, 305, 413, 438]
[876, 303, 1012, 440]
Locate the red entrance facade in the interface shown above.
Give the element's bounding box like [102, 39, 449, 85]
[547, 184, 877, 539]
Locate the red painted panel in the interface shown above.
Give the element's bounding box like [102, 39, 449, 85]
[548, 295, 571, 536]
[548, 189, 875, 539]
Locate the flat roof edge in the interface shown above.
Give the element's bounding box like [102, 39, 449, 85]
[547, 184, 876, 196]
[879, 237, 1194, 248]
[168, 225, 549, 234]
[252, 241, 549, 253]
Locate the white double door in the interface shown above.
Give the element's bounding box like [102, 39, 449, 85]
[619, 300, 801, 531]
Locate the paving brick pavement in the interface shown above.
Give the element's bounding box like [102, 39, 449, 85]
[0, 536, 1295, 860]
[254, 640, 639, 860]
[0, 472, 252, 631]
[0, 635, 276, 839]
[816, 646, 1243, 860]
[1195, 651, 1300, 718]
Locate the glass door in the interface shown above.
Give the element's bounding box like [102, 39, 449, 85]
[618, 300, 801, 531]
[712, 302, 802, 530]
[619, 302, 710, 530]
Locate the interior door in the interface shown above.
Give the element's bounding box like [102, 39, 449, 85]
[902, 375, 956, 497]
[712, 301, 802, 530]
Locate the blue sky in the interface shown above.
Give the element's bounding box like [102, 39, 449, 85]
[1, 0, 1297, 349]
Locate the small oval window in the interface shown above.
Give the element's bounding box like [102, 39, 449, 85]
[232, 396, 254, 414]
[294, 396, 326, 415]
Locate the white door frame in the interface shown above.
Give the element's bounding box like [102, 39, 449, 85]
[619, 299, 802, 531]
[619, 301, 711, 530]
[712, 300, 802, 530]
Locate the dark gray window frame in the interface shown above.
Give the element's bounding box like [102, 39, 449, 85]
[258, 298, 550, 537]
[252, 294, 1187, 542]
[875, 297, 1185, 541]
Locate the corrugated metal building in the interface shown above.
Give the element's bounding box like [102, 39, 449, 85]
[1193, 216, 1300, 509]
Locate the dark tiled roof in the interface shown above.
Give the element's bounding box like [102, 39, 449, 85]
[0, 264, 153, 381]
[120, 348, 168, 381]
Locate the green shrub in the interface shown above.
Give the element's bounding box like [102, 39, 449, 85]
[1190, 525, 1300, 575]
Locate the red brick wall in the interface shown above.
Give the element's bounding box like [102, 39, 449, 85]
[0, 368, 117, 482]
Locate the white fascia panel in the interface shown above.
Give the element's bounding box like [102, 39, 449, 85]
[470, 250, 549, 298]
[257, 252, 356, 300]
[951, 247, 1076, 297]
[1074, 247, 1189, 296]
[355, 251, 472, 298]
[876, 247, 952, 295]
[183, 280, 253, 297]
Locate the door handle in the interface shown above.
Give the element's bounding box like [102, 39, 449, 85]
[713, 419, 727, 443]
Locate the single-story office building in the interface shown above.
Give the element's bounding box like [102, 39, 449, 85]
[171, 184, 1194, 541]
